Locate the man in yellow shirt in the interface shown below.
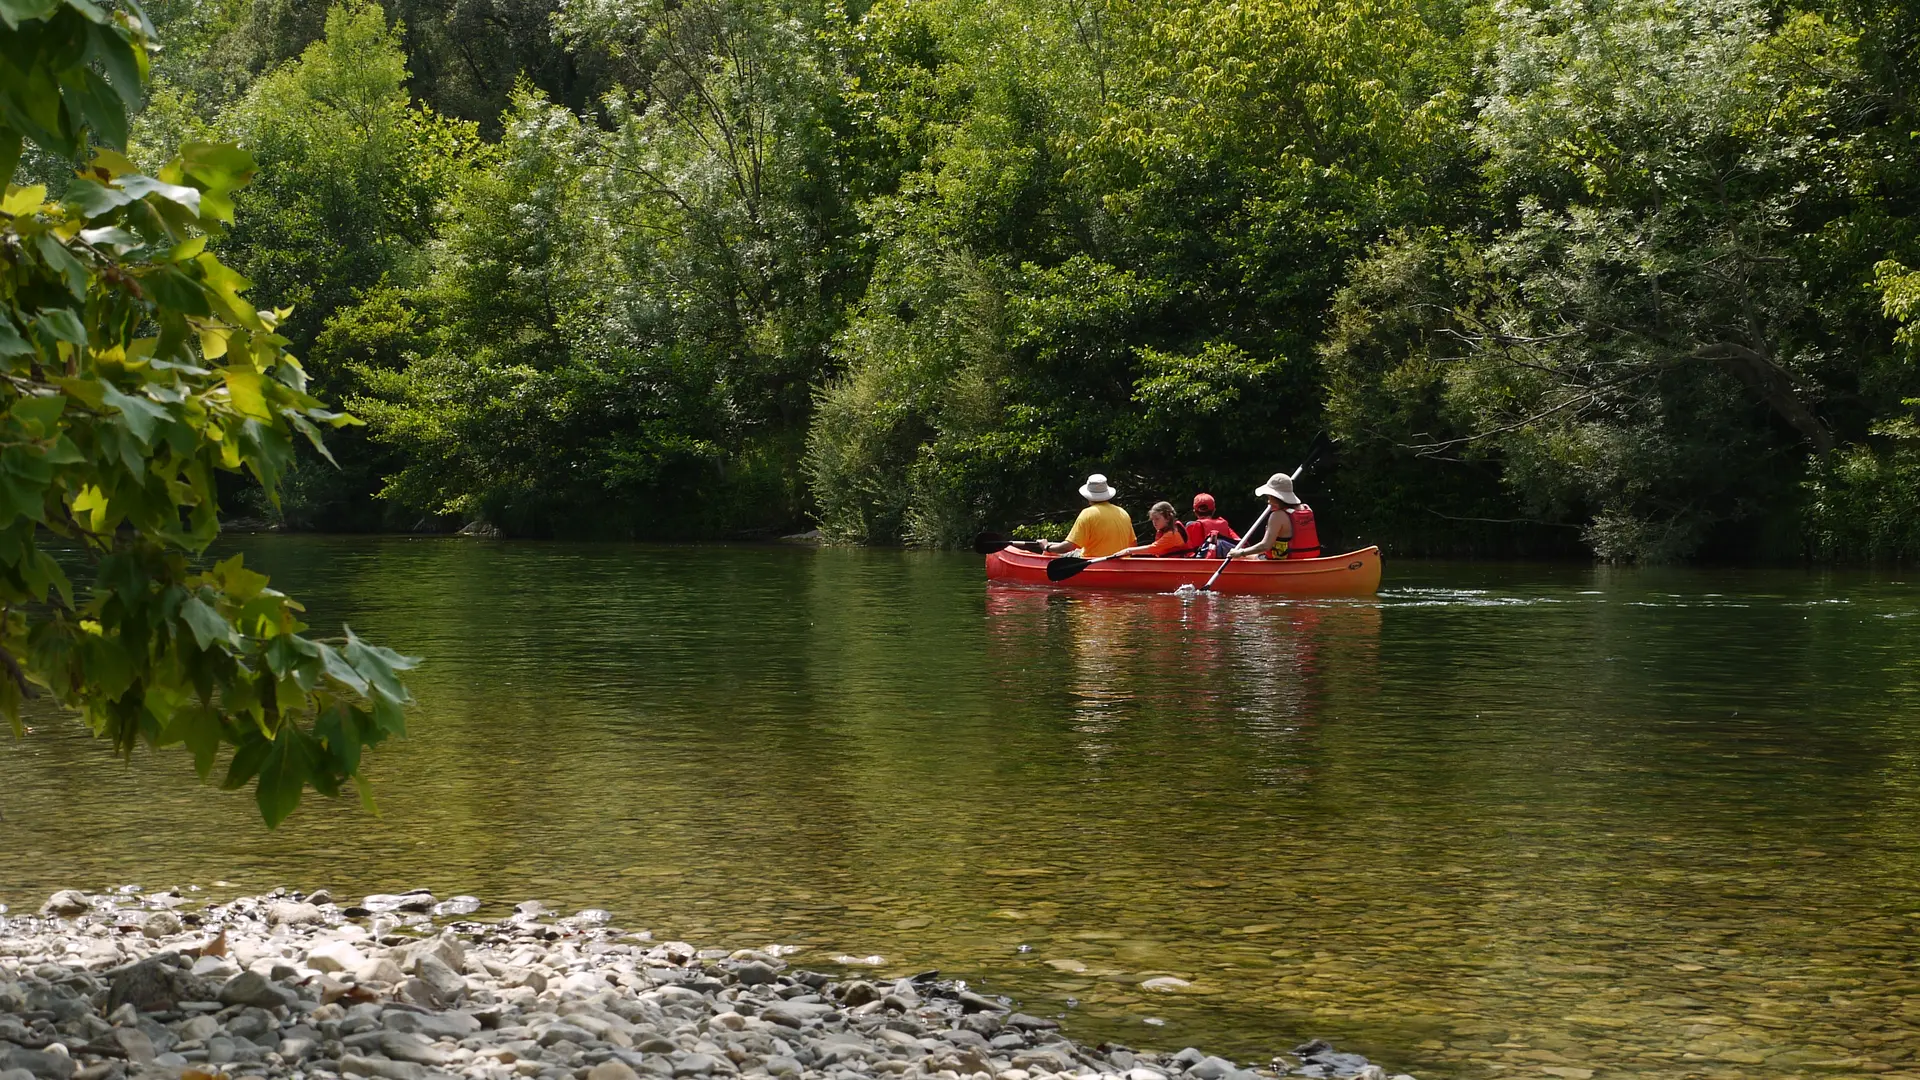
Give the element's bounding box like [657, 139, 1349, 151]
[1038, 473, 1136, 558]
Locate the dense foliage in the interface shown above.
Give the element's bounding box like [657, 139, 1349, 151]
[107, 0, 1920, 560]
[2, 0, 414, 824]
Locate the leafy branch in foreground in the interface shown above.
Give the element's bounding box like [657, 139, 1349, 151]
[1, 0, 416, 826]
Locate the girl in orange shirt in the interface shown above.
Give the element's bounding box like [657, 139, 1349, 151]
[1112, 501, 1193, 558]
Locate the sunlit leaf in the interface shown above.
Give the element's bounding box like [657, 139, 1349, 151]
[120, 174, 201, 215]
[62, 178, 133, 219]
[0, 184, 47, 216]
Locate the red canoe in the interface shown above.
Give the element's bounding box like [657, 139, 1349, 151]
[984, 546, 1384, 596]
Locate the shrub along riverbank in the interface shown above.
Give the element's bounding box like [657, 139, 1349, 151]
[44, 0, 1920, 561]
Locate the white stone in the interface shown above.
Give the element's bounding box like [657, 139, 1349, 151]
[586, 1062, 638, 1080]
[268, 902, 326, 927]
[354, 958, 406, 986]
[307, 940, 369, 974]
[190, 955, 238, 979]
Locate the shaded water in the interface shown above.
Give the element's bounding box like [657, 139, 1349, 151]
[6, 538, 1920, 1079]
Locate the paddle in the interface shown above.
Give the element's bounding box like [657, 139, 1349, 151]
[1197, 505, 1271, 591]
[1044, 551, 1121, 582]
[974, 532, 1044, 556]
[1199, 438, 1327, 592]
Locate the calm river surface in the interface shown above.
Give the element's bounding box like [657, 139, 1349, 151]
[6, 538, 1920, 1079]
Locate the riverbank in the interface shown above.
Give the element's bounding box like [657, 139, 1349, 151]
[0, 890, 1416, 1080]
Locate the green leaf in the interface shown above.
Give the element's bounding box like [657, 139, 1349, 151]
[142, 266, 210, 316]
[372, 691, 407, 738]
[313, 705, 363, 776]
[0, 0, 59, 30]
[313, 640, 369, 695]
[254, 729, 315, 828]
[41, 435, 81, 464]
[34, 307, 85, 346]
[99, 382, 166, 443]
[158, 706, 222, 781]
[60, 0, 107, 24]
[64, 177, 133, 218]
[0, 315, 33, 358]
[77, 634, 132, 701]
[264, 631, 320, 679]
[120, 174, 201, 216]
[178, 596, 236, 650]
[24, 545, 71, 607]
[221, 735, 269, 790]
[177, 142, 255, 195]
[78, 224, 137, 251]
[56, 64, 125, 149]
[288, 413, 338, 466]
[32, 233, 87, 298]
[12, 393, 64, 436]
[343, 627, 416, 703]
[0, 129, 19, 188]
[12, 392, 64, 429]
[0, 472, 46, 525]
[83, 23, 143, 108]
[0, 56, 72, 155]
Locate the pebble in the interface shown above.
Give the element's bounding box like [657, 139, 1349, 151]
[0, 887, 1426, 1080]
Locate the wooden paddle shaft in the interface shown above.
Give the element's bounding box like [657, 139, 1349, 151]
[1201, 503, 1271, 590]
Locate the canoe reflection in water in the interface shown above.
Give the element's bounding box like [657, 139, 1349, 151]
[982, 586, 1381, 784]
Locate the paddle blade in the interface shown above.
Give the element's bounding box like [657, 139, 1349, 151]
[1045, 556, 1092, 582]
[973, 532, 1012, 555]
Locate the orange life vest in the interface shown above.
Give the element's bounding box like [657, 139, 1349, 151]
[1284, 503, 1321, 559]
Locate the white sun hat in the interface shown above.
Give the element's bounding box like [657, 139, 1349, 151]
[1254, 471, 1302, 505]
[1079, 473, 1117, 502]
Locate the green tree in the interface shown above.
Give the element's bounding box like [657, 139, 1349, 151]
[808, 0, 1465, 545]
[0, 0, 415, 825]
[1324, 0, 1892, 561]
[352, 0, 867, 537]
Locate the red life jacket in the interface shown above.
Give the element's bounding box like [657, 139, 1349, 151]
[1185, 516, 1238, 557]
[1284, 503, 1321, 559]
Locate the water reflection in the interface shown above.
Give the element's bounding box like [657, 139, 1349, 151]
[4, 540, 1920, 1079]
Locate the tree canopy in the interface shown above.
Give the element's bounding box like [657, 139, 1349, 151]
[79, 0, 1920, 562]
[2, 0, 415, 825]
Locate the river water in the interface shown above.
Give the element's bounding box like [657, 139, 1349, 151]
[5, 538, 1920, 1079]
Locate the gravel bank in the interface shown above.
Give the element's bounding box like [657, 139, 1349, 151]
[0, 889, 1416, 1080]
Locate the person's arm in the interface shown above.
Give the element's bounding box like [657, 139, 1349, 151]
[1231, 508, 1291, 558]
[1116, 529, 1184, 558]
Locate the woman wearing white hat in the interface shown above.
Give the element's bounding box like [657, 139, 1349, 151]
[1228, 471, 1318, 560]
[1036, 473, 1136, 559]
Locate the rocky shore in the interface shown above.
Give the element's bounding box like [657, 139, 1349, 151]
[0, 889, 1415, 1080]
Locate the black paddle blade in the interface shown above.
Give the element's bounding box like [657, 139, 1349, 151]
[973, 532, 1012, 555]
[1045, 556, 1092, 582]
